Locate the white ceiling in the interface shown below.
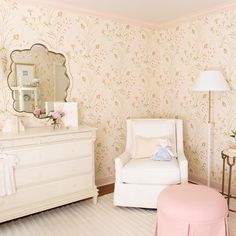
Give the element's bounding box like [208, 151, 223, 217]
[22, 0, 236, 26]
[27, 0, 236, 25]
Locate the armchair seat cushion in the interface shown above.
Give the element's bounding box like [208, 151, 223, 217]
[122, 158, 180, 185]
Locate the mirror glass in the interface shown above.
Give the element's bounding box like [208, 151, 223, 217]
[8, 44, 69, 118]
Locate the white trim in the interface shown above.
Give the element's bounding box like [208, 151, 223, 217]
[189, 173, 236, 195]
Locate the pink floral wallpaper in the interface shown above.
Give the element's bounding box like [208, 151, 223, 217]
[0, 0, 235, 189]
[154, 10, 236, 190]
[0, 0, 157, 185]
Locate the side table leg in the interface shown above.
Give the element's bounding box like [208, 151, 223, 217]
[222, 156, 226, 194]
[227, 164, 233, 207]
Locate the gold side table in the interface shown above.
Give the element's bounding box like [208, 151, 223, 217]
[221, 150, 236, 213]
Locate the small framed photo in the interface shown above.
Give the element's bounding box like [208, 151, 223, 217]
[15, 63, 35, 86]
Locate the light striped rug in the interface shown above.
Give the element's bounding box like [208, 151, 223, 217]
[0, 194, 156, 236]
[0, 194, 235, 236]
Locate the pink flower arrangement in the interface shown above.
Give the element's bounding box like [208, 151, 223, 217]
[33, 108, 45, 118]
[48, 111, 62, 120]
[47, 110, 64, 129]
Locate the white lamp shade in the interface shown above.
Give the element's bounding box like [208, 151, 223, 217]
[193, 70, 230, 91]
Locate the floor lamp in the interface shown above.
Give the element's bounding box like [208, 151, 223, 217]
[193, 71, 229, 187]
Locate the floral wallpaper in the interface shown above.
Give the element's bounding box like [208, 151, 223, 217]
[154, 10, 236, 190]
[0, 0, 236, 189]
[0, 0, 156, 185]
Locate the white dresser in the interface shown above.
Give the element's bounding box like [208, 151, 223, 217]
[0, 126, 98, 223]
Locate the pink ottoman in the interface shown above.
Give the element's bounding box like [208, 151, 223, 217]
[156, 184, 228, 236]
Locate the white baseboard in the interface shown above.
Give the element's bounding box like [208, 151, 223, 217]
[96, 175, 115, 187]
[189, 174, 236, 195]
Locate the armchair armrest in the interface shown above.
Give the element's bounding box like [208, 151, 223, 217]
[177, 152, 188, 183]
[115, 151, 131, 182]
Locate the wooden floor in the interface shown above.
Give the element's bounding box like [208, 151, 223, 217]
[98, 183, 114, 196]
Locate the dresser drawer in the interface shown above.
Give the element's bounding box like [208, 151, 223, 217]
[40, 132, 93, 144]
[1, 137, 39, 148]
[6, 148, 40, 168]
[0, 174, 93, 211]
[41, 140, 92, 162]
[15, 157, 92, 188]
[6, 139, 92, 168]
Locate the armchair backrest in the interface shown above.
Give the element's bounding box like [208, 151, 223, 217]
[126, 119, 183, 157]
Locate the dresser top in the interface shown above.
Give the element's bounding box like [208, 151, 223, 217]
[0, 126, 96, 141]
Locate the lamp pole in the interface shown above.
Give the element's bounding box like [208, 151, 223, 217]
[207, 91, 212, 187]
[193, 71, 229, 187]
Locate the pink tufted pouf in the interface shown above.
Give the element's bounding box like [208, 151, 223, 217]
[155, 184, 229, 236]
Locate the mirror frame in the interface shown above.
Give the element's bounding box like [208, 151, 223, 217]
[7, 43, 70, 117]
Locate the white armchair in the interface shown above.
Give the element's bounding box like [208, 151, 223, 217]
[113, 119, 188, 209]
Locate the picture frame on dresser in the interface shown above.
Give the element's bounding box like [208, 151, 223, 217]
[54, 102, 79, 128]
